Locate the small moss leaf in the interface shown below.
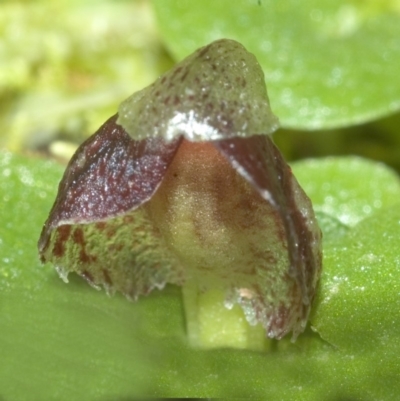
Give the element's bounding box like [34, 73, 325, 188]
[292, 157, 400, 227]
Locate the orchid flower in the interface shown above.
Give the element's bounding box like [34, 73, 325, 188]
[39, 39, 322, 348]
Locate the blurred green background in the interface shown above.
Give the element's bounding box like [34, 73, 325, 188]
[1, 0, 400, 169]
[1, 1, 400, 400]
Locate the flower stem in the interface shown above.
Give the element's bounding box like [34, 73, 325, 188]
[182, 281, 270, 351]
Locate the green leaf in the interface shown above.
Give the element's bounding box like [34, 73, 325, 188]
[312, 204, 400, 355]
[291, 156, 400, 227]
[153, 0, 400, 129]
[2, 150, 400, 400]
[0, 151, 169, 399]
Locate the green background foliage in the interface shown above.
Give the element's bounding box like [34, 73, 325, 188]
[154, 0, 400, 130]
[1, 0, 400, 399]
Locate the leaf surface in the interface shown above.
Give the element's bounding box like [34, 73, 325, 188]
[1, 151, 400, 399]
[153, 0, 400, 129]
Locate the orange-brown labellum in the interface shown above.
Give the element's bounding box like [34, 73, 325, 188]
[38, 39, 322, 340]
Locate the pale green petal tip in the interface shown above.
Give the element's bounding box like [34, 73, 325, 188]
[117, 39, 279, 142]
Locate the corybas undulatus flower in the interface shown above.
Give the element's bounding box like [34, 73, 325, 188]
[38, 39, 322, 345]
